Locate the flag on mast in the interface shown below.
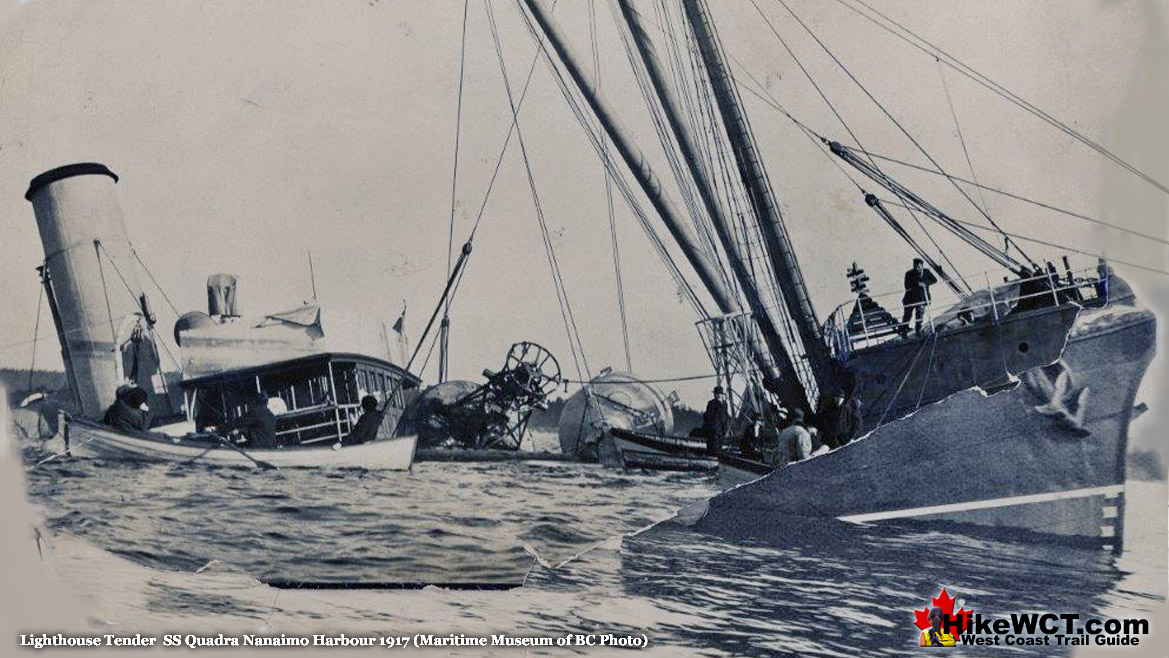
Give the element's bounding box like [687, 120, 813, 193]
[392, 303, 408, 365]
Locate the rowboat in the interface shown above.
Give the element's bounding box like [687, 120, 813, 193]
[609, 428, 718, 472]
[46, 416, 417, 470]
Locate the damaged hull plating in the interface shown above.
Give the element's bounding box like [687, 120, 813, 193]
[702, 303, 1156, 549]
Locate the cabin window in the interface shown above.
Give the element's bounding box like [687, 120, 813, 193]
[260, 365, 331, 412]
[332, 363, 359, 405]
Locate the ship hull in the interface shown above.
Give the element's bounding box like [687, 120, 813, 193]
[50, 419, 418, 470]
[698, 304, 1156, 549]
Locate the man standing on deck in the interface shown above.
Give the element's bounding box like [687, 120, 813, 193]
[701, 386, 730, 454]
[901, 258, 938, 337]
[342, 395, 385, 446]
[816, 388, 863, 449]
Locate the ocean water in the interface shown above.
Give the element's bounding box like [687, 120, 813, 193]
[19, 430, 1167, 656]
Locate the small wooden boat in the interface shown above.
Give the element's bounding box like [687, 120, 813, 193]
[609, 428, 718, 472]
[49, 418, 417, 470]
[43, 352, 421, 470]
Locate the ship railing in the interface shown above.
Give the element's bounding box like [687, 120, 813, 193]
[274, 401, 362, 445]
[824, 263, 1110, 358]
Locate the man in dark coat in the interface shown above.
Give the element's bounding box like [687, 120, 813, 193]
[236, 391, 278, 449]
[901, 258, 938, 336]
[103, 386, 151, 433]
[701, 386, 730, 454]
[343, 395, 385, 446]
[816, 389, 863, 449]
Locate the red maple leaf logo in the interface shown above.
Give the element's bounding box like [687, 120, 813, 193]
[913, 588, 973, 634]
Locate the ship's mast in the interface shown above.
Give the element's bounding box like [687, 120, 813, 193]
[517, 0, 781, 384]
[681, 0, 832, 397]
[613, 0, 809, 413]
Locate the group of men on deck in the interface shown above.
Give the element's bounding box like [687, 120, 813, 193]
[696, 383, 863, 467]
[102, 386, 388, 449]
[227, 392, 388, 448]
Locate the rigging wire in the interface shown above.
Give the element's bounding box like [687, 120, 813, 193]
[513, 0, 708, 318]
[590, 0, 633, 373]
[94, 242, 185, 375]
[937, 64, 993, 223]
[844, 145, 1169, 249]
[131, 249, 181, 317]
[464, 0, 560, 246]
[446, 0, 471, 293]
[26, 284, 45, 392]
[728, 48, 970, 289]
[830, 0, 1169, 197]
[419, 0, 563, 352]
[607, 0, 723, 276]
[879, 197, 1169, 277]
[484, 0, 593, 388]
[767, 0, 1032, 264]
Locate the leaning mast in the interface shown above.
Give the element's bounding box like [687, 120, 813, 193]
[517, 0, 782, 385]
[682, 0, 833, 396]
[614, 0, 810, 413]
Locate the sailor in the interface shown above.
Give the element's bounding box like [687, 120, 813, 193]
[919, 607, 957, 647]
[343, 395, 385, 446]
[738, 412, 763, 459]
[236, 390, 278, 449]
[816, 388, 863, 449]
[773, 408, 812, 466]
[701, 386, 731, 454]
[103, 385, 151, 433]
[901, 258, 938, 337]
[1014, 264, 1056, 313]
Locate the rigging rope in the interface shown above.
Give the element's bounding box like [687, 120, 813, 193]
[769, 0, 1032, 264]
[93, 242, 120, 354]
[741, 1, 969, 287]
[94, 241, 185, 375]
[590, 0, 633, 373]
[937, 64, 993, 225]
[446, 0, 471, 307]
[830, 0, 1169, 197]
[485, 0, 593, 389]
[514, 0, 708, 318]
[846, 146, 1169, 249]
[131, 249, 181, 317]
[729, 51, 969, 288]
[878, 198, 1169, 277]
[27, 284, 45, 392]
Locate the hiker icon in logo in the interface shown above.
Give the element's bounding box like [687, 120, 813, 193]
[914, 588, 971, 647]
[920, 607, 956, 646]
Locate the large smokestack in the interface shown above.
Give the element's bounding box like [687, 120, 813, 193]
[26, 163, 167, 420]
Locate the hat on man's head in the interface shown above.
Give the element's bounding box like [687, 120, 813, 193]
[712, 385, 724, 395]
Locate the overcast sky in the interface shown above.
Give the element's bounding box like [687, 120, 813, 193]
[1, 0, 1166, 410]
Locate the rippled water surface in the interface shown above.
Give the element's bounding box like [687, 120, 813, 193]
[21, 430, 1167, 656]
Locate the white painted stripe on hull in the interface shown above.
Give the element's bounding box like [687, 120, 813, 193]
[837, 484, 1125, 524]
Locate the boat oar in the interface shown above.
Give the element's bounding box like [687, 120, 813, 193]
[216, 435, 277, 471]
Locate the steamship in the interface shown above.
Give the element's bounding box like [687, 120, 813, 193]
[527, 0, 1157, 550]
[26, 163, 419, 470]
